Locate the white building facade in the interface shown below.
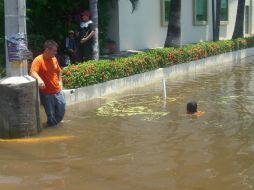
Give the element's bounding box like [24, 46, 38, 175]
[107, 0, 254, 52]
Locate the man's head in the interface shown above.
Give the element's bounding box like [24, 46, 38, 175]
[68, 30, 74, 37]
[81, 11, 91, 21]
[187, 101, 197, 114]
[43, 40, 58, 59]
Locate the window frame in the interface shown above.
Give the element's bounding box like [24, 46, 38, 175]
[220, 0, 229, 25]
[193, 0, 208, 26]
[160, 0, 171, 27]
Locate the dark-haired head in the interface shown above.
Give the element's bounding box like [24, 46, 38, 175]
[187, 101, 197, 114]
[44, 40, 58, 50]
[43, 40, 58, 58]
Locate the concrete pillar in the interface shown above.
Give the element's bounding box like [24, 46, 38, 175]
[0, 77, 41, 138]
[1, 0, 41, 138]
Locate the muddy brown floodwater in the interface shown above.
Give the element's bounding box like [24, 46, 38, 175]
[0, 57, 254, 190]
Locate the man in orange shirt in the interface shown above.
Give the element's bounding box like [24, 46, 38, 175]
[30, 40, 65, 126]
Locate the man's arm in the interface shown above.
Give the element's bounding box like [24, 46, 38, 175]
[80, 30, 95, 43]
[30, 71, 45, 89]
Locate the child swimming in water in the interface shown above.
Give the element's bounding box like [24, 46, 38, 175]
[186, 101, 205, 117]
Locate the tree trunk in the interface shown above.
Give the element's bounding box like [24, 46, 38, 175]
[212, 0, 215, 41]
[164, 0, 181, 47]
[232, 0, 246, 39]
[89, 0, 99, 60]
[214, 0, 221, 41]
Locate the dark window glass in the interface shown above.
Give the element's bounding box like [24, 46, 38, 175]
[220, 0, 228, 21]
[195, 0, 208, 22]
[164, 0, 171, 22]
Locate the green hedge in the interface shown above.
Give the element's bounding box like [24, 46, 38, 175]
[62, 37, 254, 89]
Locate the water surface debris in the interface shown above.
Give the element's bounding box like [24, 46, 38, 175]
[0, 135, 76, 143]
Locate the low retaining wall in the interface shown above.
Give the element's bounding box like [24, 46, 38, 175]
[63, 47, 254, 105]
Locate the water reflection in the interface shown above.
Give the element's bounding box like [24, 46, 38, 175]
[1, 57, 254, 189]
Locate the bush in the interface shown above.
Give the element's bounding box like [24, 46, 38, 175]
[62, 36, 254, 89]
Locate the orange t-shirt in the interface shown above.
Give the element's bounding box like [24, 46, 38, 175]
[30, 54, 61, 94]
[193, 111, 205, 117]
[187, 111, 205, 118]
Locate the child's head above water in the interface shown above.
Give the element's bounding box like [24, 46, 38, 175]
[187, 101, 197, 114]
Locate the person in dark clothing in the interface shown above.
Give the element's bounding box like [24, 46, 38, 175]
[56, 53, 69, 68]
[65, 30, 77, 64]
[77, 10, 95, 62]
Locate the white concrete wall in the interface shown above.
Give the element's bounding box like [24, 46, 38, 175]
[181, 0, 239, 44]
[251, 0, 254, 34]
[247, 0, 254, 35]
[106, 2, 120, 50]
[219, 0, 238, 40]
[181, 0, 213, 44]
[117, 0, 167, 51]
[107, 0, 253, 51]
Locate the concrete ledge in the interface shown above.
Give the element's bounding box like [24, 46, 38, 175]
[63, 47, 254, 105]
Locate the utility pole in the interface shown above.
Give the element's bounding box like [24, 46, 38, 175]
[0, 0, 41, 138]
[4, 0, 28, 76]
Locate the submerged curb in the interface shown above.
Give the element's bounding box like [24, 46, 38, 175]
[63, 47, 254, 105]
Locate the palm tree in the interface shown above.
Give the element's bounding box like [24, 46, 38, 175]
[232, 0, 246, 39]
[164, 0, 181, 47]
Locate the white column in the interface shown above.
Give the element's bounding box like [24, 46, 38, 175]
[4, 0, 28, 77]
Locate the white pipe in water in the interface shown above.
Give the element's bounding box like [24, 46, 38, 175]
[162, 79, 167, 99]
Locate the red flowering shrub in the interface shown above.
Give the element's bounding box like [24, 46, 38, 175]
[62, 37, 254, 89]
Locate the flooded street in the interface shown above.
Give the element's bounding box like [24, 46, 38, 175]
[1, 57, 254, 190]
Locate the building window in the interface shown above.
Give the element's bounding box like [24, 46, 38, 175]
[220, 0, 228, 24]
[193, 0, 208, 25]
[161, 0, 171, 26]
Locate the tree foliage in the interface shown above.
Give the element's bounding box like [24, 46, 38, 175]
[0, 0, 138, 67]
[26, 0, 90, 48]
[26, 0, 138, 51]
